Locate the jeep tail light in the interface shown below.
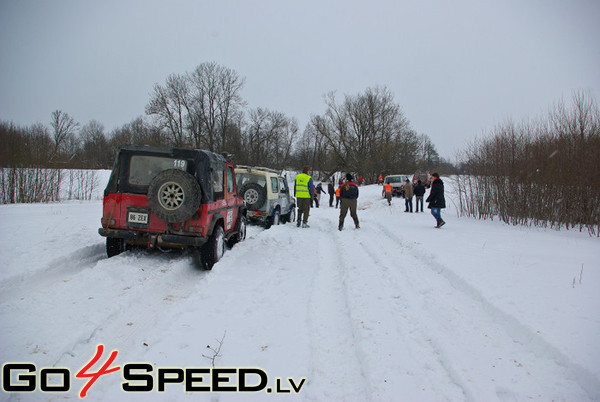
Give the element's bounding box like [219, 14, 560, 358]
[101, 218, 116, 226]
[188, 225, 203, 233]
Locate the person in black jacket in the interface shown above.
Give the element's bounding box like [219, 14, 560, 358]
[425, 173, 446, 228]
[338, 173, 360, 231]
[413, 180, 426, 212]
[327, 180, 335, 207]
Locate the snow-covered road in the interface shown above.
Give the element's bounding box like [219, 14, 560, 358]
[1, 181, 599, 401]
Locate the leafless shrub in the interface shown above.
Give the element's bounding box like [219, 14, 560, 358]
[64, 169, 99, 200]
[456, 92, 600, 236]
[0, 168, 61, 203]
[1, 168, 98, 204]
[202, 331, 226, 367]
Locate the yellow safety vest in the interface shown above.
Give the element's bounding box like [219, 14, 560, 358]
[295, 173, 312, 198]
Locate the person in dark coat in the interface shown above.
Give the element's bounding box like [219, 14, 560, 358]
[403, 179, 414, 212]
[338, 173, 360, 231]
[327, 180, 335, 207]
[425, 172, 446, 228]
[413, 180, 426, 212]
[315, 183, 325, 208]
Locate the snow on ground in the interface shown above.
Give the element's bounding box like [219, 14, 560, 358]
[1, 176, 599, 401]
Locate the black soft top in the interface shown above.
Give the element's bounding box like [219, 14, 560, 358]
[104, 144, 226, 204]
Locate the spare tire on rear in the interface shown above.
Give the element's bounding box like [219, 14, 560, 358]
[239, 183, 267, 210]
[147, 169, 201, 223]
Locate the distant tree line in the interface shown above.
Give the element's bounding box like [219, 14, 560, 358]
[298, 87, 451, 181]
[2, 61, 598, 236]
[1, 62, 450, 180]
[455, 92, 600, 236]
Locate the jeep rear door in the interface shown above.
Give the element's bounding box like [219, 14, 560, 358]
[278, 177, 290, 212]
[224, 164, 242, 232]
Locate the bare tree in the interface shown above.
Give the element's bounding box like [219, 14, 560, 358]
[27, 123, 53, 166]
[308, 86, 413, 181]
[50, 110, 79, 158]
[146, 63, 245, 152]
[241, 108, 298, 168]
[187, 62, 245, 151]
[80, 120, 110, 168]
[417, 133, 440, 168]
[146, 74, 188, 146]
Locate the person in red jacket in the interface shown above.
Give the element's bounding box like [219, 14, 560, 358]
[338, 173, 360, 231]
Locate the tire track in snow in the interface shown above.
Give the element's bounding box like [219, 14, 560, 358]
[1, 248, 207, 371]
[0, 242, 106, 302]
[362, 220, 598, 400]
[330, 223, 468, 400]
[304, 216, 371, 401]
[54, 251, 208, 367]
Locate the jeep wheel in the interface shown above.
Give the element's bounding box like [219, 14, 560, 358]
[106, 237, 125, 258]
[240, 183, 267, 210]
[266, 209, 280, 229]
[200, 224, 225, 270]
[147, 169, 201, 223]
[227, 215, 247, 247]
[283, 207, 295, 224]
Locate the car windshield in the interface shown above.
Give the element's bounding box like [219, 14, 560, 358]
[386, 176, 404, 183]
[128, 155, 188, 186]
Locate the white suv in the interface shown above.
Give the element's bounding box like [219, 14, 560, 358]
[382, 174, 409, 197]
[235, 166, 296, 228]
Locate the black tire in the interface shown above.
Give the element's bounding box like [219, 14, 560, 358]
[240, 183, 267, 210]
[200, 225, 225, 270]
[285, 207, 296, 224]
[147, 169, 201, 223]
[227, 214, 247, 248]
[266, 209, 280, 229]
[106, 237, 125, 258]
[281, 207, 291, 224]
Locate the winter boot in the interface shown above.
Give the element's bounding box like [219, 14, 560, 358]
[435, 218, 446, 228]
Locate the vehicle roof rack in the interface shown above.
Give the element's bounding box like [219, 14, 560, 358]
[236, 165, 281, 174]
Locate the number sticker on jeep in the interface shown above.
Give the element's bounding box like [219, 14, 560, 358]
[226, 209, 233, 230]
[173, 160, 187, 170]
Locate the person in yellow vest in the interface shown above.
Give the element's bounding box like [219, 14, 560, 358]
[384, 182, 393, 205]
[294, 165, 315, 228]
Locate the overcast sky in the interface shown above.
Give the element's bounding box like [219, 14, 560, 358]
[1, 0, 599, 160]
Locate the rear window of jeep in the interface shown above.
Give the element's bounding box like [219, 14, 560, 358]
[129, 156, 188, 185]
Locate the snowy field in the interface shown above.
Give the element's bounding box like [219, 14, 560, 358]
[0, 174, 599, 401]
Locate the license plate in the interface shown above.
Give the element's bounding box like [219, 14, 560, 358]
[128, 212, 148, 224]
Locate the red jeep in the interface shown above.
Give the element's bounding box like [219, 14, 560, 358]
[98, 145, 247, 269]
[412, 171, 431, 188]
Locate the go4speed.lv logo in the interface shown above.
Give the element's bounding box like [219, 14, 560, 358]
[2, 345, 306, 397]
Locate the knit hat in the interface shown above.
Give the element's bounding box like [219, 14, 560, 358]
[346, 173, 353, 181]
